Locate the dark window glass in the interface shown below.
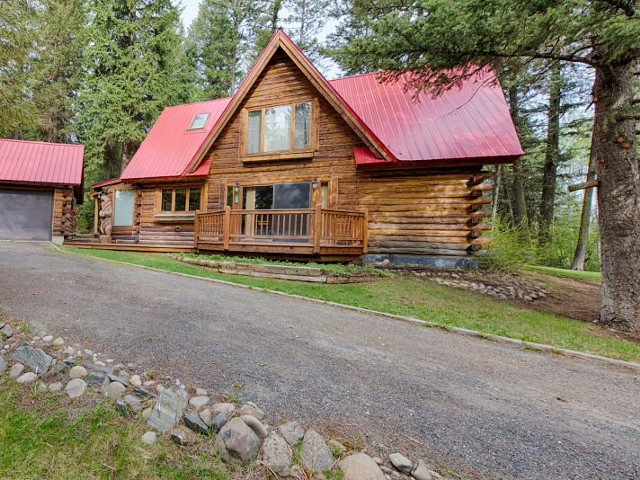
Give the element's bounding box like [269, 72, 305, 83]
[254, 186, 274, 209]
[189, 188, 201, 211]
[273, 183, 310, 209]
[174, 188, 187, 211]
[227, 186, 234, 207]
[162, 189, 172, 211]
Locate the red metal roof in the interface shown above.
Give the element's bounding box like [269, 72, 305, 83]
[114, 31, 522, 184]
[91, 177, 122, 188]
[0, 139, 84, 186]
[120, 98, 230, 181]
[330, 71, 524, 162]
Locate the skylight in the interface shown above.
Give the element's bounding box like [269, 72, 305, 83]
[188, 113, 209, 130]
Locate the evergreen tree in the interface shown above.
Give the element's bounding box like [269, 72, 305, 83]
[77, 0, 190, 180]
[285, 0, 330, 61]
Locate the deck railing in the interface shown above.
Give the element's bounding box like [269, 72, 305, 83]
[195, 205, 367, 254]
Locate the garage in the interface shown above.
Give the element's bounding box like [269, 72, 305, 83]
[0, 188, 54, 240]
[0, 139, 84, 242]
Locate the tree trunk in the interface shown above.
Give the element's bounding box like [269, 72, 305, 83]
[539, 62, 562, 243]
[507, 86, 530, 236]
[571, 127, 597, 271]
[121, 141, 135, 172]
[592, 61, 640, 334]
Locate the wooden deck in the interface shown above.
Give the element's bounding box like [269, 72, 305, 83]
[195, 206, 367, 258]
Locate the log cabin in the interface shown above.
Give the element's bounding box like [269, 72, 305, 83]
[77, 30, 523, 266]
[0, 139, 84, 242]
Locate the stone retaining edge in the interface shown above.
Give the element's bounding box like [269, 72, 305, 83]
[57, 245, 640, 371]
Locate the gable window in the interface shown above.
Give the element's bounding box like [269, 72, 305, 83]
[161, 186, 201, 212]
[246, 101, 311, 154]
[188, 113, 209, 130]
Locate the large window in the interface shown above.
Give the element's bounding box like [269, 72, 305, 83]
[161, 186, 201, 212]
[246, 101, 311, 154]
[242, 182, 311, 210]
[113, 190, 134, 227]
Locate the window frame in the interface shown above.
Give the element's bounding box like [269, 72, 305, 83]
[188, 113, 210, 130]
[156, 186, 203, 213]
[240, 99, 318, 162]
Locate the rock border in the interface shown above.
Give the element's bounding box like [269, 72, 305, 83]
[0, 318, 442, 479]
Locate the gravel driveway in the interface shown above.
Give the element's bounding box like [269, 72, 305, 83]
[1, 242, 639, 479]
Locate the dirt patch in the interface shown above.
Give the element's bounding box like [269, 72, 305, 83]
[518, 273, 601, 323]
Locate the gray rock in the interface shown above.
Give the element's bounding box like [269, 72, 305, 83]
[65, 378, 86, 399]
[241, 414, 268, 439]
[84, 362, 109, 373]
[10, 363, 25, 378]
[212, 412, 228, 434]
[116, 397, 130, 418]
[48, 382, 63, 392]
[141, 431, 157, 445]
[411, 460, 432, 480]
[239, 402, 265, 420]
[86, 372, 107, 384]
[261, 432, 292, 476]
[212, 402, 235, 415]
[117, 370, 130, 380]
[340, 453, 386, 480]
[389, 453, 413, 474]
[183, 411, 210, 436]
[124, 394, 142, 411]
[49, 362, 70, 375]
[133, 386, 156, 399]
[107, 381, 126, 400]
[199, 408, 212, 426]
[196, 387, 208, 396]
[171, 426, 196, 446]
[300, 429, 333, 473]
[129, 375, 142, 387]
[189, 395, 209, 411]
[62, 357, 76, 365]
[63, 346, 75, 355]
[108, 374, 130, 388]
[1, 324, 13, 338]
[69, 365, 88, 379]
[0, 356, 6, 374]
[147, 388, 189, 433]
[12, 344, 53, 374]
[279, 421, 305, 446]
[16, 372, 38, 384]
[217, 417, 261, 464]
[42, 335, 54, 344]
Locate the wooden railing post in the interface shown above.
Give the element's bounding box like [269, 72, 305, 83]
[194, 212, 200, 249]
[223, 206, 231, 250]
[362, 208, 368, 254]
[313, 204, 322, 253]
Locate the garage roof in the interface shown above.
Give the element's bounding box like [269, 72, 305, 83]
[0, 139, 84, 186]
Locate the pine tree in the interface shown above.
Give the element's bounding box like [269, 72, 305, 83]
[285, 0, 329, 61]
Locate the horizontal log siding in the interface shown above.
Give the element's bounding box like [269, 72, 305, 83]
[195, 50, 491, 257]
[52, 187, 75, 237]
[135, 187, 195, 247]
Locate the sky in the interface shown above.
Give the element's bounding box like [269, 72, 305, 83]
[177, 0, 199, 28]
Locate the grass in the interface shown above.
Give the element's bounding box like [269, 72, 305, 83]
[525, 265, 602, 283]
[0, 377, 228, 479]
[60, 247, 640, 362]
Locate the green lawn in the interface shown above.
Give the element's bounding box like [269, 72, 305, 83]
[61, 247, 640, 362]
[0, 378, 228, 479]
[525, 265, 601, 283]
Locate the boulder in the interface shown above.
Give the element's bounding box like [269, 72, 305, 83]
[241, 414, 268, 439]
[189, 395, 209, 411]
[12, 344, 53, 374]
[69, 366, 87, 379]
[107, 381, 126, 400]
[141, 431, 157, 445]
[279, 421, 305, 446]
[183, 411, 210, 436]
[124, 394, 142, 411]
[48, 382, 63, 392]
[199, 408, 212, 426]
[1, 324, 13, 338]
[389, 453, 413, 474]
[239, 402, 265, 420]
[261, 432, 292, 476]
[171, 426, 196, 446]
[65, 378, 86, 399]
[212, 412, 228, 434]
[411, 460, 433, 480]
[16, 372, 38, 384]
[340, 453, 386, 480]
[9, 363, 25, 378]
[216, 417, 261, 464]
[147, 388, 188, 433]
[300, 429, 333, 473]
[212, 402, 235, 415]
[129, 375, 142, 387]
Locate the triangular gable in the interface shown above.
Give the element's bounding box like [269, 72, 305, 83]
[183, 29, 395, 176]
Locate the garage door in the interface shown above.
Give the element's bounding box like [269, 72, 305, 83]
[0, 188, 53, 241]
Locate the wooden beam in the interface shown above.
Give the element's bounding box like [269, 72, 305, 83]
[568, 179, 599, 192]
